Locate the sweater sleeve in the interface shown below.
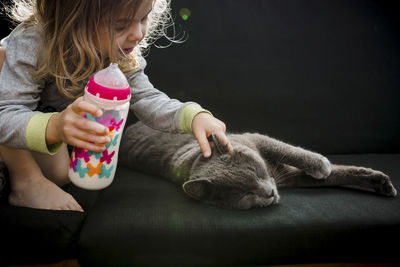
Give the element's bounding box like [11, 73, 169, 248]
[0, 24, 62, 154]
[127, 57, 210, 134]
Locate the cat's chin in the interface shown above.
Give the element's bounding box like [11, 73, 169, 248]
[236, 193, 280, 210]
[261, 194, 280, 207]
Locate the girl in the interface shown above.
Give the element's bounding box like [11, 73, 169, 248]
[0, 0, 232, 211]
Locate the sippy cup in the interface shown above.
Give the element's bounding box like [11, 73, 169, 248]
[69, 63, 131, 190]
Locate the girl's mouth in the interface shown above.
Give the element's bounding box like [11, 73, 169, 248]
[123, 47, 134, 54]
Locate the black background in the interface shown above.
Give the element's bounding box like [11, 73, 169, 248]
[0, 0, 12, 39]
[1, 0, 399, 154]
[147, 0, 400, 154]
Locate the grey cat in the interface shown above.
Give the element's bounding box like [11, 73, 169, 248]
[120, 122, 397, 210]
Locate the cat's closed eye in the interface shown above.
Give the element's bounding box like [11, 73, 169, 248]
[255, 166, 267, 180]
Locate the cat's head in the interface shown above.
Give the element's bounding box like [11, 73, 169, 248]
[183, 134, 280, 210]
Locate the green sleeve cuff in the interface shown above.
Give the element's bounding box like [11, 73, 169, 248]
[179, 103, 212, 135]
[25, 112, 63, 155]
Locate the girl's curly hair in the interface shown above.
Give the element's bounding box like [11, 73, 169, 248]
[2, 0, 175, 99]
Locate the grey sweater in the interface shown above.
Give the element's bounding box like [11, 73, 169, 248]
[0, 23, 204, 154]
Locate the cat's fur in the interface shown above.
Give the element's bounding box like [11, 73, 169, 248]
[120, 122, 397, 210]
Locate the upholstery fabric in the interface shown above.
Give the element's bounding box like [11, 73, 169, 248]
[78, 154, 400, 266]
[0, 184, 100, 265]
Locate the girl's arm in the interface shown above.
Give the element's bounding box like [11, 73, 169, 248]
[127, 58, 232, 157]
[0, 47, 5, 71]
[0, 24, 50, 152]
[0, 24, 109, 154]
[127, 58, 206, 134]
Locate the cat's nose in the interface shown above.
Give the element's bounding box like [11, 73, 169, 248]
[268, 190, 275, 198]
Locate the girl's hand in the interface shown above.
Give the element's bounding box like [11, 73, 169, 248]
[191, 112, 233, 158]
[46, 97, 110, 152]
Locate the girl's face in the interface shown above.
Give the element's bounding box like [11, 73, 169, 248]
[99, 0, 153, 58]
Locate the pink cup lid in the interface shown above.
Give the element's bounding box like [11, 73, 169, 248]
[86, 77, 131, 101]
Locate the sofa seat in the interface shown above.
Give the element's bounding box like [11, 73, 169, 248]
[0, 183, 100, 266]
[77, 154, 400, 266]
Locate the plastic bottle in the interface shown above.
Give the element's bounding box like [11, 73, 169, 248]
[68, 63, 131, 190]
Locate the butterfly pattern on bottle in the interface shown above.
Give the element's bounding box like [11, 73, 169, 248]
[70, 112, 124, 179]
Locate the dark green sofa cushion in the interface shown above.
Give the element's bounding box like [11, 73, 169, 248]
[77, 154, 400, 266]
[0, 184, 100, 265]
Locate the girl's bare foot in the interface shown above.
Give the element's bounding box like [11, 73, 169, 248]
[0, 144, 82, 211]
[8, 173, 84, 211]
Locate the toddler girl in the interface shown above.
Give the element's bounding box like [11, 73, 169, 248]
[0, 0, 232, 211]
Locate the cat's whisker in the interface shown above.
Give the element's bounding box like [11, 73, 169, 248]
[268, 154, 286, 177]
[273, 154, 288, 173]
[274, 166, 297, 184]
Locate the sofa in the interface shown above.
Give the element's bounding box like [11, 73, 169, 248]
[1, 0, 400, 266]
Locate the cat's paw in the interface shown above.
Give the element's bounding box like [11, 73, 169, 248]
[355, 167, 397, 197]
[305, 154, 332, 179]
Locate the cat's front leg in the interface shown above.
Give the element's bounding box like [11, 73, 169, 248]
[302, 152, 332, 179]
[245, 133, 331, 179]
[270, 148, 332, 179]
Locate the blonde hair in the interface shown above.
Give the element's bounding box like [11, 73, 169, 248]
[3, 0, 174, 99]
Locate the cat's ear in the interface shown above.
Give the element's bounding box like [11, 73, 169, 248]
[209, 133, 231, 155]
[182, 179, 214, 201]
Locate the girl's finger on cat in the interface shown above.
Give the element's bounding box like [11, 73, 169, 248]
[215, 132, 233, 153]
[196, 132, 212, 158]
[206, 135, 215, 149]
[209, 140, 215, 149]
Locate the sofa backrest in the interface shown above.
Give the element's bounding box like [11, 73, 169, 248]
[146, 0, 400, 154]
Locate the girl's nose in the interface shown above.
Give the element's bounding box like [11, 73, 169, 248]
[127, 22, 144, 42]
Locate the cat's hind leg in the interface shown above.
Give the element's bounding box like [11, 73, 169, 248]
[276, 164, 397, 197]
[330, 165, 397, 197]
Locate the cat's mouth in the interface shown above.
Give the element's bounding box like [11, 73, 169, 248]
[271, 190, 280, 205]
[237, 190, 279, 209]
[260, 193, 280, 207]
